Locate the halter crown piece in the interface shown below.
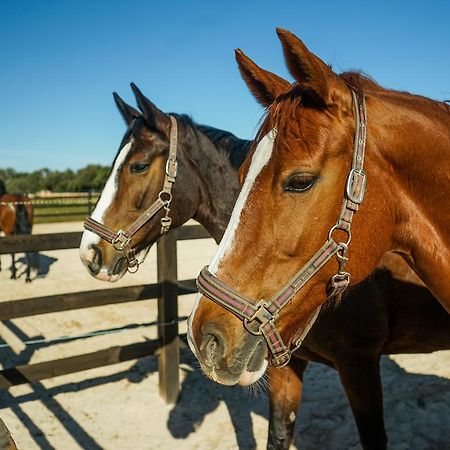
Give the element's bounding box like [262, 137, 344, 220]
[84, 116, 179, 272]
[196, 89, 367, 368]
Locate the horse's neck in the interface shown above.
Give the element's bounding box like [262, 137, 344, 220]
[188, 128, 245, 243]
[373, 93, 450, 305]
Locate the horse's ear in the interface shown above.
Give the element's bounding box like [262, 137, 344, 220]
[113, 92, 141, 125]
[276, 28, 338, 106]
[235, 49, 290, 107]
[130, 83, 170, 130]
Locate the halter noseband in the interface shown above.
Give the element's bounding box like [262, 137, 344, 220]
[84, 115, 179, 271]
[196, 90, 367, 368]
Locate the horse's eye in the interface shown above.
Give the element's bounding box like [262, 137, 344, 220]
[130, 162, 150, 174]
[284, 174, 316, 193]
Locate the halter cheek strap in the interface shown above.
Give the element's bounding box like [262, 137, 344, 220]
[196, 89, 367, 368]
[84, 115, 179, 271]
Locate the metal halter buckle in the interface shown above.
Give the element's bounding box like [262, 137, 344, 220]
[271, 351, 291, 368]
[113, 230, 131, 251]
[346, 169, 367, 204]
[243, 300, 276, 335]
[166, 159, 178, 178]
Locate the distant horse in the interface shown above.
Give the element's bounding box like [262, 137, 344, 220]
[0, 180, 33, 282]
[80, 87, 450, 449]
[189, 29, 450, 393]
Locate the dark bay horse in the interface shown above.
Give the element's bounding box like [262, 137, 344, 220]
[79, 87, 450, 449]
[0, 180, 33, 282]
[189, 29, 450, 392]
[79, 84, 249, 280]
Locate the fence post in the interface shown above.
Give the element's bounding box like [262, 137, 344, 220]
[156, 230, 180, 404]
[87, 190, 93, 215]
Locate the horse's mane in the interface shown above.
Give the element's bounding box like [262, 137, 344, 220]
[259, 70, 450, 139]
[171, 114, 252, 170]
[344, 72, 450, 116]
[0, 180, 6, 197]
[196, 125, 251, 169]
[340, 71, 381, 97]
[130, 113, 251, 170]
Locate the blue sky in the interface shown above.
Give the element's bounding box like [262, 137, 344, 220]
[1, 0, 449, 171]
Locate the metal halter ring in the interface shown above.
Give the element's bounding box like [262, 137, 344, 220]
[127, 261, 140, 274]
[158, 191, 172, 205]
[328, 225, 352, 246]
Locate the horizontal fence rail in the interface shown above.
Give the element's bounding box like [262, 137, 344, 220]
[0, 224, 211, 403]
[0, 194, 100, 206]
[0, 337, 188, 390]
[0, 280, 197, 321]
[0, 225, 210, 255]
[0, 232, 82, 254]
[18, 193, 101, 223]
[0, 340, 161, 389]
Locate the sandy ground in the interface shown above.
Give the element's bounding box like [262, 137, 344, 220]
[0, 221, 449, 450]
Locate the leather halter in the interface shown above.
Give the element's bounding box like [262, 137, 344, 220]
[84, 116, 179, 271]
[196, 90, 367, 368]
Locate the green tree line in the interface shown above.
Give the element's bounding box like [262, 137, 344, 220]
[0, 165, 110, 194]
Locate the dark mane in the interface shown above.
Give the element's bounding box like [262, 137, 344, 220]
[196, 124, 251, 169]
[170, 114, 251, 170]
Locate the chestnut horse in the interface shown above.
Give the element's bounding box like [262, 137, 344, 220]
[0, 181, 33, 282]
[189, 29, 450, 389]
[79, 87, 450, 449]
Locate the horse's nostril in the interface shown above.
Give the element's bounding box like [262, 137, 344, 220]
[87, 245, 102, 275]
[205, 334, 219, 363]
[112, 257, 127, 276]
[200, 325, 227, 368]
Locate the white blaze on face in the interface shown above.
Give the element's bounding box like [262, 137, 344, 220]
[210, 129, 276, 273]
[79, 140, 133, 262]
[187, 129, 276, 355]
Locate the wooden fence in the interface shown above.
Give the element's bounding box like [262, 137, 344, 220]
[0, 224, 210, 404]
[32, 193, 99, 223]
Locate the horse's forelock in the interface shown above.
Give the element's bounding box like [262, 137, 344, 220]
[256, 85, 304, 146]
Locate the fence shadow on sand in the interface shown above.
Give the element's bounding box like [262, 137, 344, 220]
[168, 350, 450, 450]
[1, 324, 450, 450]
